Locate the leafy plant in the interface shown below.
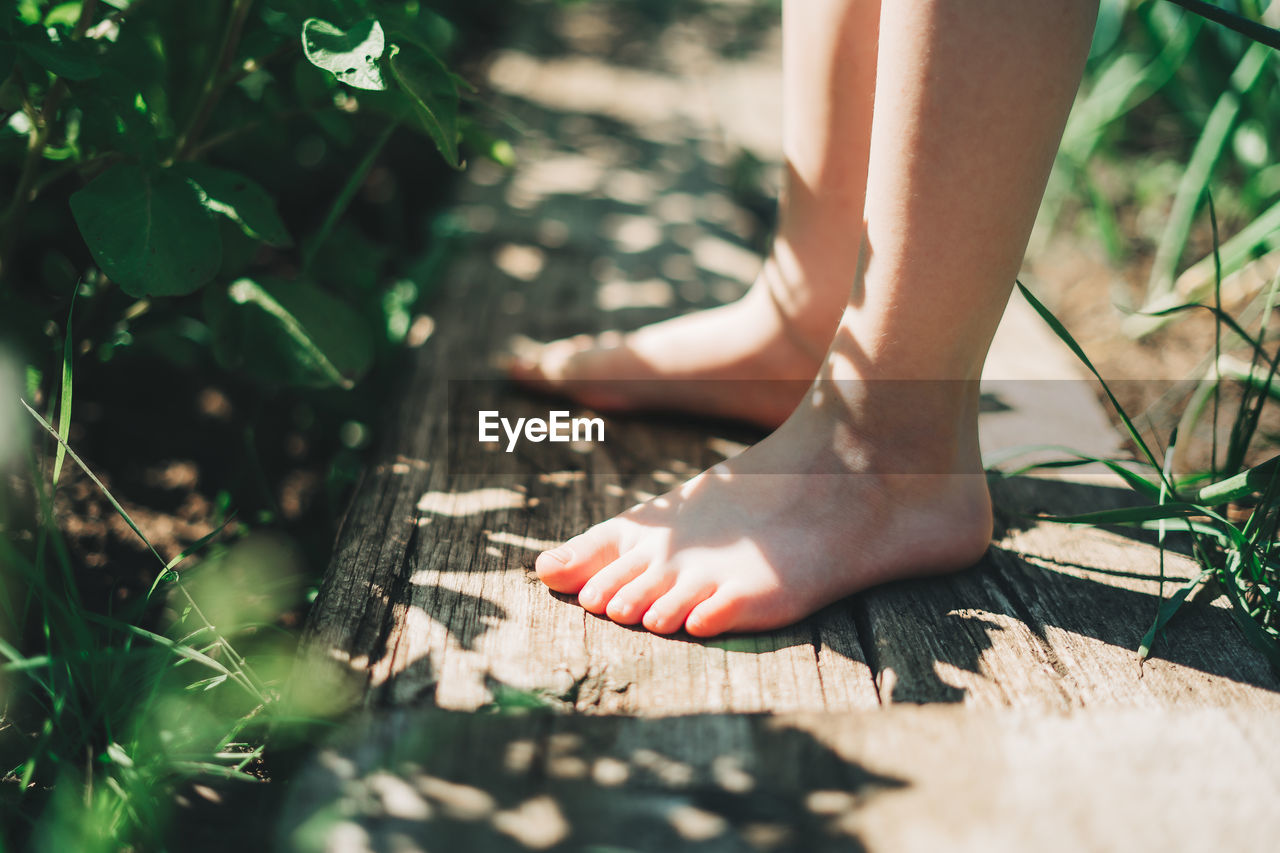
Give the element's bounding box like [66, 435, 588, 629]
[1003, 261, 1280, 668]
[1043, 0, 1280, 335]
[0, 1, 516, 846]
[1003, 6, 1280, 665]
[0, 345, 324, 850]
[1, 0, 475, 393]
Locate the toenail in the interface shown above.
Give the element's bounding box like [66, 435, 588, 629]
[543, 545, 573, 565]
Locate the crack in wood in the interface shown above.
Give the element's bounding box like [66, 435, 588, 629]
[850, 597, 884, 706]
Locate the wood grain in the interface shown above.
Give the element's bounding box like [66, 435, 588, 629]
[278, 705, 1280, 852]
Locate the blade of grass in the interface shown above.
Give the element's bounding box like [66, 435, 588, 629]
[991, 452, 1164, 502]
[1132, 301, 1267, 358]
[0, 639, 54, 697]
[1143, 43, 1270, 304]
[146, 516, 234, 599]
[1210, 194, 1223, 477]
[80, 612, 262, 701]
[1138, 568, 1213, 661]
[1218, 555, 1280, 668]
[1160, 0, 1280, 51]
[302, 120, 397, 272]
[1036, 502, 1204, 525]
[52, 287, 78, 489]
[1016, 281, 1170, 487]
[21, 399, 168, 569]
[20, 399, 267, 699]
[1128, 198, 1280, 338]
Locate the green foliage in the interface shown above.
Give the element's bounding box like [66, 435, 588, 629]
[1016, 3, 1280, 661]
[1, 0, 476, 391]
[1007, 274, 1280, 669]
[388, 41, 460, 167]
[0, 394, 319, 850]
[205, 277, 374, 389]
[0, 1, 504, 846]
[70, 164, 225, 297]
[1051, 0, 1280, 324]
[301, 17, 388, 91]
[177, 163, 294, 249]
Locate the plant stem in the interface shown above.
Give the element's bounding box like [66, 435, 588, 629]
[184, 107, 309, 161]
[302, 121, 398, 272]
[172, 0, 256, 162]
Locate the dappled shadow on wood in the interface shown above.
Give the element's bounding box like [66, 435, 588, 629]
[860, 547, 1280, 705]
[276, 708, 902, 852]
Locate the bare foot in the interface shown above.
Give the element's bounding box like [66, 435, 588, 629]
[534, 381, 993, 636]
[509, 261, 838, 430]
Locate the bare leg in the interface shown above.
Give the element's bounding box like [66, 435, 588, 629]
[535, 0, 1099, 637]
[510, 0, 879, 429]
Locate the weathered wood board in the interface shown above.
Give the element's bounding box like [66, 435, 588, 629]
[300, 246, 1280, 717]
[278, 705, 1280, 853]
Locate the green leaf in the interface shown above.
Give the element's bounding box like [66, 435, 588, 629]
[43, 3, 83, 28]
[1017, 281, 1168, 482]
[52, 291, 75, 489]
[388, 42, 460, 168]
[301, 17, 387, 91]
[16, 23, 100, 80]
[1037, 502, 1203, 525]
[70, 164, 222, 297]
[1143, 43, 1270, 302]
[1191, 453, 1280, 506]
[1138, 569, 1212, 661]
[205, 278, 374, 389]
[177, 164, 293, 248]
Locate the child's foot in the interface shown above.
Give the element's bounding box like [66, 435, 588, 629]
[509, 258, 841, 430]
[534, 378, 993, 636]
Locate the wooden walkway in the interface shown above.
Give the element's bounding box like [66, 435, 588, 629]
[284, 5, 1280, 850]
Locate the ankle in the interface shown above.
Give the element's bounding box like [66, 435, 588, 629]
[753, 253, 845, 361]
[792, 377, 983, 476]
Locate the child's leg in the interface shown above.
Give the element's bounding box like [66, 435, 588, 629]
[534, 0, 1099, 637]
[511, 0, 879, 429]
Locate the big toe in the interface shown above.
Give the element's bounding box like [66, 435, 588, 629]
[534, 522, 624, 593]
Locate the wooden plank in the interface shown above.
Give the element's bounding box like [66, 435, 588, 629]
[855, 476, 1280, 710]
[277, 706, 1280, 853]
[990, 475, 1280, 709]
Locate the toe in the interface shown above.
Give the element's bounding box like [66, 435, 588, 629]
[642, 581, 716, 634]
[535, 522, 623, 593]
[606, 567, 677, 625]
[684, 592, 742, 638]
[577, 550, 649, 614]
